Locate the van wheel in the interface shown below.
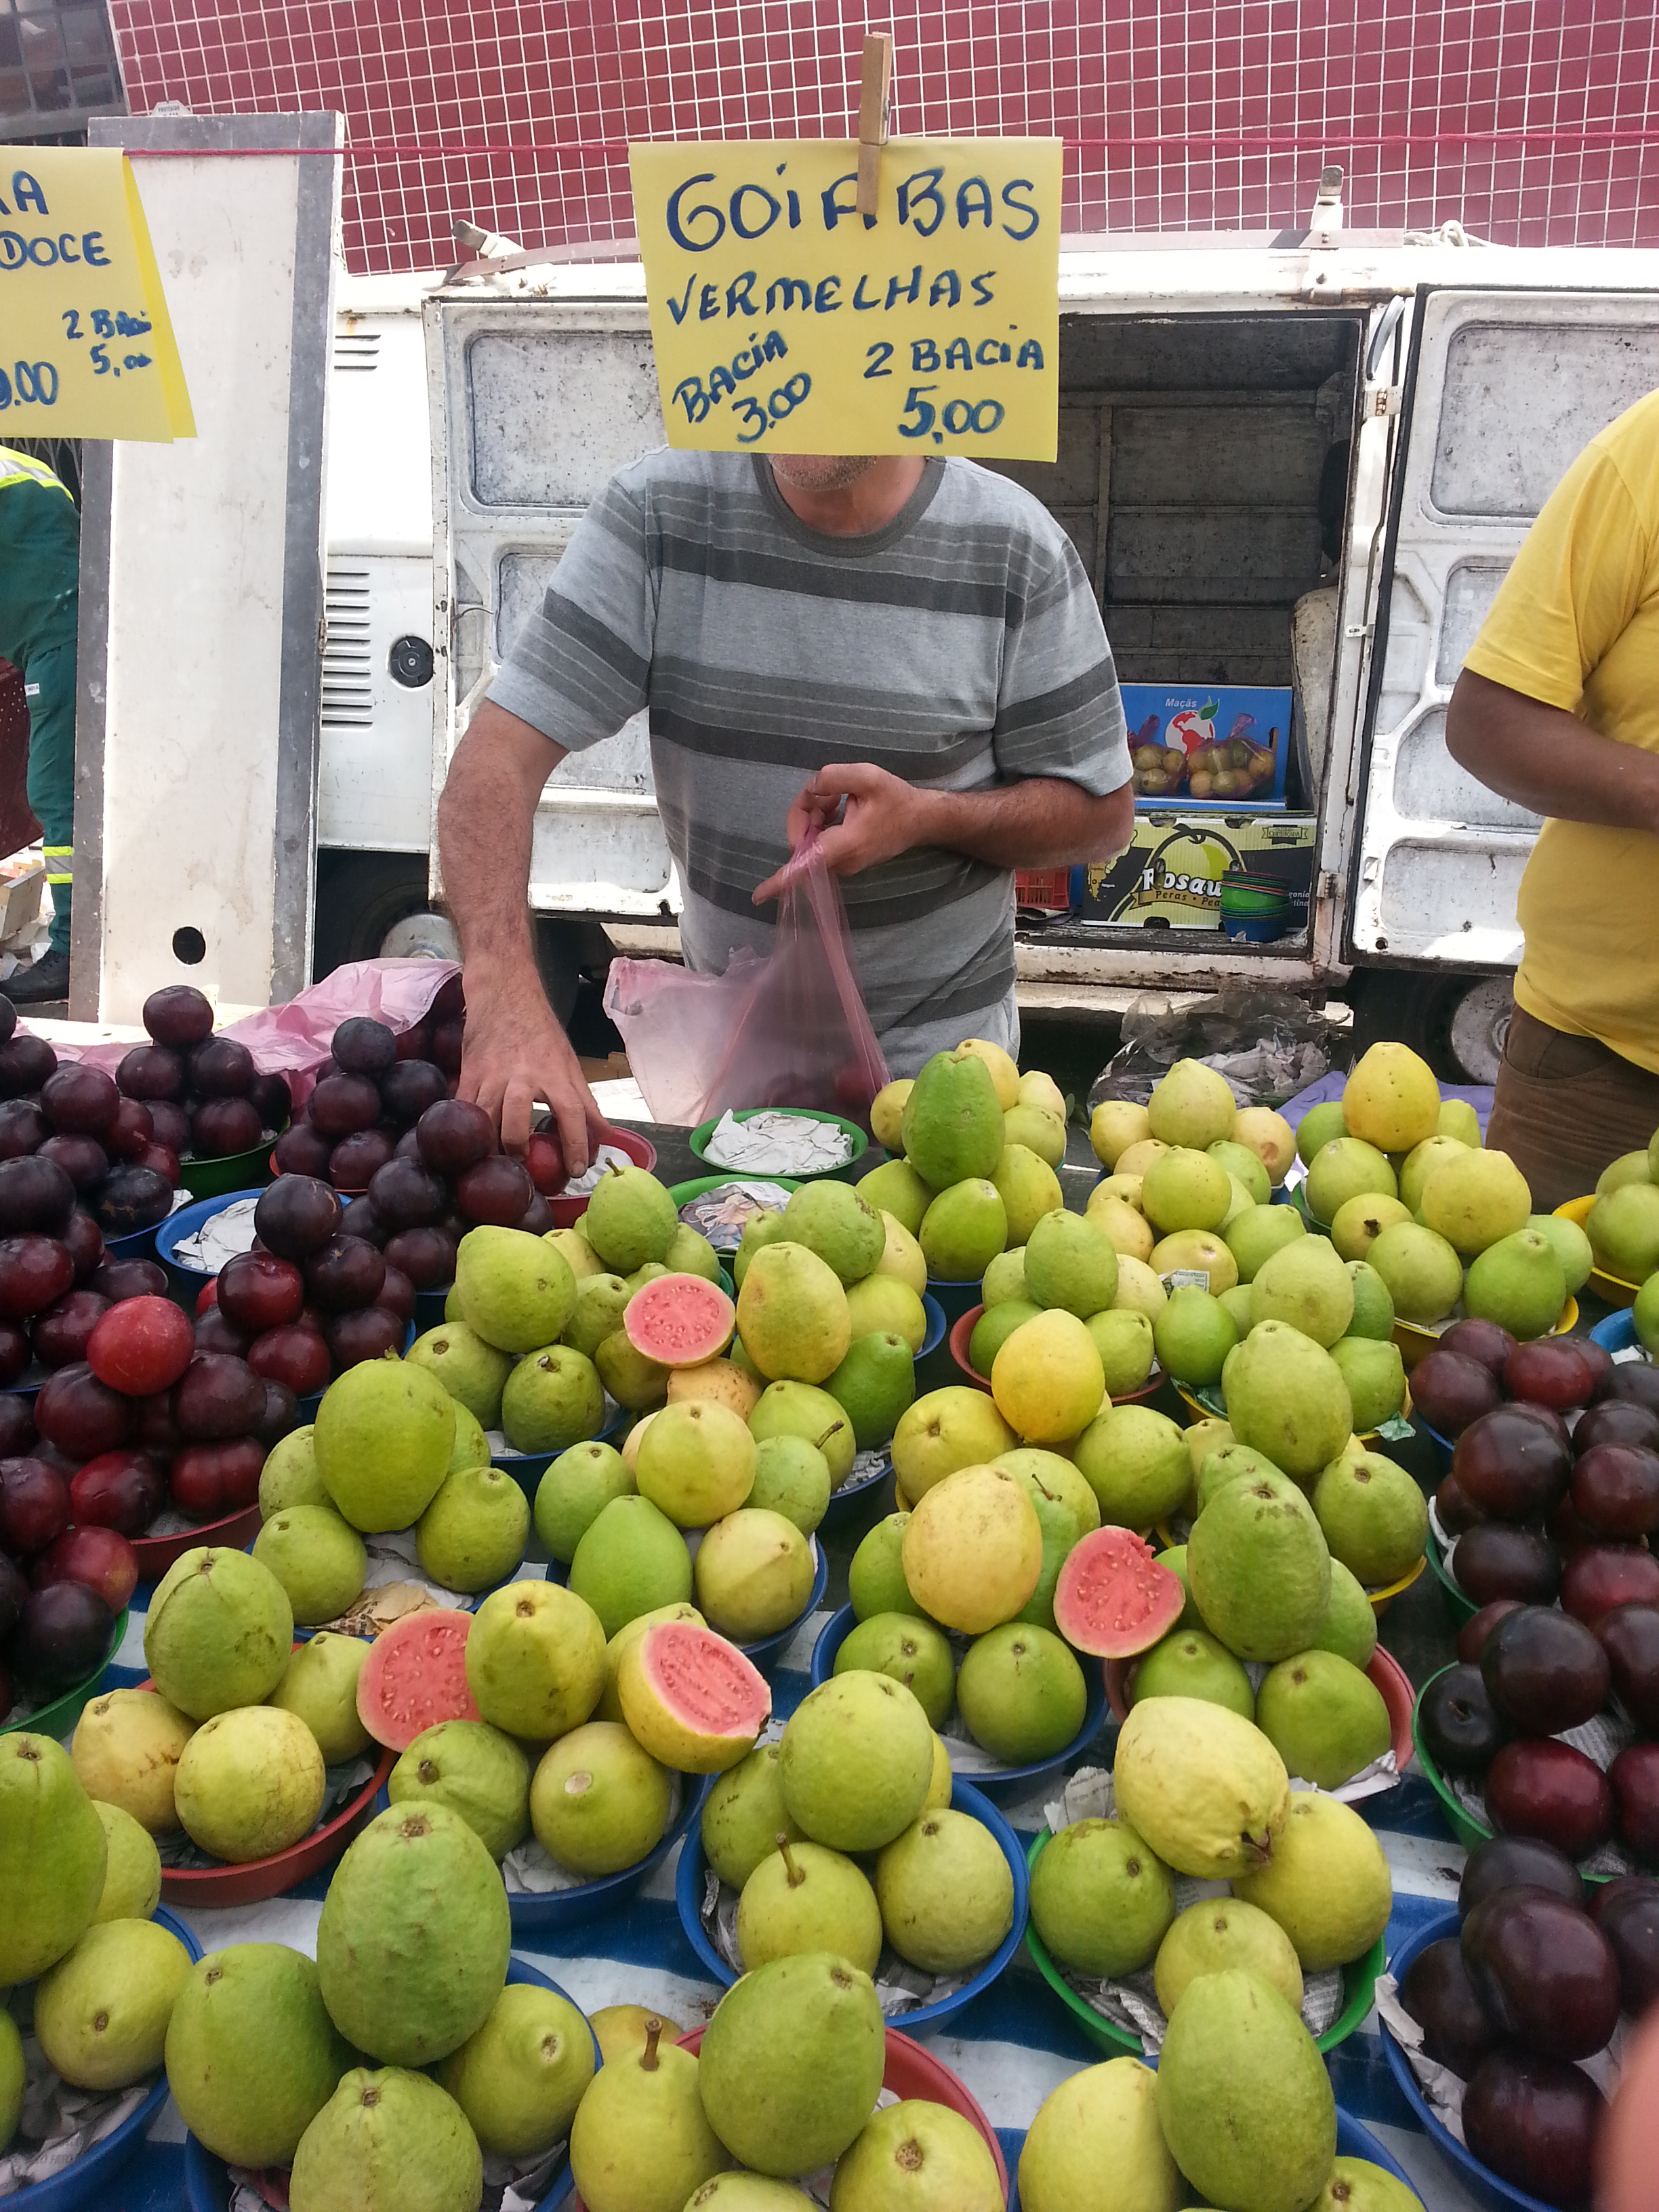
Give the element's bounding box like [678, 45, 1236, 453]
[313, 851, 432, 979]
[1345, 969, 1512, 1086]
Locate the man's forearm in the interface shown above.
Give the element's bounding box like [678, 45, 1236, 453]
[436, 702, 565, 991]
[909, 776, 1134, 869]
[1446, 669, 1659, 834]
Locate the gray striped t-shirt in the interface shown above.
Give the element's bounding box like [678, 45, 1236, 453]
[490, 449, 1129, 1073]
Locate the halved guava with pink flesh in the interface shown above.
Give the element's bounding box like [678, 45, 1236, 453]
[615, 1618, 771, 1772]
[356, 1608, 483, 1750]
[1053, 1527, 1186, 1658]
[623, 1272, 736, 1369]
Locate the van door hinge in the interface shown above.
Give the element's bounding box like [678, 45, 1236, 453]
[1345, 621, 1374, 640]
[1364, 382, 1403, 419]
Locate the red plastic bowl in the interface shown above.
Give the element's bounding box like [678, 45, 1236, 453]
[570, 2024, 1007, 2211]
[548, 1125, 659, 1228]
[140, 1662, 394, 1906]
[1105, 1645, 1416, 1775]
[131, 1500, 264, 1580]
[949, 1301, 1165, 1406]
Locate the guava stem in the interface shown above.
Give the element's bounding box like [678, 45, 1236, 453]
[814, 1425, 843, 1451]
[641, 2020, 661, 2071]
[778, 1834, 805, 1888]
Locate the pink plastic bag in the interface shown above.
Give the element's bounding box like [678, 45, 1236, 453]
[603, 834, 890, 1128]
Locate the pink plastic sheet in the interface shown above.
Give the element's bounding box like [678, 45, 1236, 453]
[39, 959, 460, 1109]
[603, 834, 890, 1128]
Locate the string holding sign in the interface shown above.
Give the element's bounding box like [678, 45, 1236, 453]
[0, 150, 193, 441]
[630, 136, 1061, 462]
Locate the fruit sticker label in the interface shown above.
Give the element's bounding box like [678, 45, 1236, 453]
[0, 150, 194, 440]
[630, 138, 1061, 459]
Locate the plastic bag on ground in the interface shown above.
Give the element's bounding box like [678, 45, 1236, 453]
[603, 832, 889, 1128]
[1087, 989, 1338, 1115]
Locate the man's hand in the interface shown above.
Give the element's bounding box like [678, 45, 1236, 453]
[754, 764, 930, 902]
[457, 988, 606, 1172]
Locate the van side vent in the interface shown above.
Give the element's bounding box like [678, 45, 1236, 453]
[322, 565, 374, 727]
[333, 330, 381, 371]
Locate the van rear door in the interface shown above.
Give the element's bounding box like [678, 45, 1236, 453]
[426, 296, 674, 915]
[1349, 287, 1659, 968]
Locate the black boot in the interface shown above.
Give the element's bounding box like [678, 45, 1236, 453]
[8, 948, 70, 1004]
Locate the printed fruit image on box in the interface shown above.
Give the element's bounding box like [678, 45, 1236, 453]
[1122, 686, 1292, 808]
[1073, 813, 1315, 932]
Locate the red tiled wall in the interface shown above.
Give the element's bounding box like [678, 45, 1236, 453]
[104, 0, 1659, 273]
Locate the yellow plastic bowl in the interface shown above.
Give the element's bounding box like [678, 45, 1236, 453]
[1393, 1296, 1579, 1371]
[1555, 1193, 1638, 1309]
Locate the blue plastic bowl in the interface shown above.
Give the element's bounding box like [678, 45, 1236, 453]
[675, 1774, 1029, 2031]
[1591, 1308, 1638, 1355]
[926, 1277, 982, 1329]
[104, 1219, 165, 1265]
[14, 1905, 201, 2211]
[154, 1187, 266, 1295]
[740, 1539, 828, 1675]
[811, 1603, 1111, 1805]
[1004, 2106, 1421, 2211]
[1380, 1908, 1563, 2212]
[1420, 1418, 1455, 1475]
[182, 1955, 595, 2211]
[490, 1398, 629, 1499]
[818, 1454, 897, 1535]
[507, 1771, 713, 1937]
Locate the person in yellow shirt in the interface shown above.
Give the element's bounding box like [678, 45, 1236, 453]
[1447, 386, 1659, 1210]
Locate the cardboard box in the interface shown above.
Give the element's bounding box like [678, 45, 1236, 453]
[1072, 812, 1316, 930]
[1122, 684, 1293, 810]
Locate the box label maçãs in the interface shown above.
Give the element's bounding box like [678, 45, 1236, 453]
[1122, 684, 1292, 808]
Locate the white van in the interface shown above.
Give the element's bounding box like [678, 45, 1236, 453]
[314, 231, 1659, 1082]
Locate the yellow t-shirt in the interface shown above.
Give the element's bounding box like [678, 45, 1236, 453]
[1464, 384, 1659, 1072]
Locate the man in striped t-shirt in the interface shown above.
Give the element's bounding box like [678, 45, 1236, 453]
[438, 448, 1134, 1170]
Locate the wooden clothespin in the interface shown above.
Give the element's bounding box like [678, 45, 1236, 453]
[856, 31, 893, 218]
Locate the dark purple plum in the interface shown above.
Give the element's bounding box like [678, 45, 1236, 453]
[171, 1353, 264, 1440]
[392, 1023, 432, 1065]
[1459, 1834, 1585, 1918]
[428, 974, 465, 1025]
[416, 1097, 495, 1177]
[0, 1101, 45, 1159]
[455, 1155, 534, 1227]
[88, 1257, 167, 1303]
[247, 1324, 331, 1397]
[1598, 1603, 1659, 1732]
[1589, 1875, 1659, 2013]
[1574, 1399, 1659, 1456]
[249, 1071, 292, 1134]
[217, 1251, 304, 1336]
[1560, 1544, 1659, 1624]
[102, 1097, 154, 1162]
[1410, 1349, 1502, 1439]
[382, 1226, 456, 1289]
[95, 1166, 176, 1237]
[39, 1063, 119, 1137]
[0, 1458, 70, 1555]
[1452, 1523, 1561, 1607]
[146, 1100, 191, 1155]
[190, 1097, 262, 1158]
[1462, 1888, 1620, 2059]
[1456, 1599, 1523, 1665]
[331, 1017, 398, 1078]
[1612, 1742, 1659, 1863]
[1399, 1937, 1499, 2078]
[304, 1236, 386, 1312]
[1572, 1441, 1659, 1540]
[254, 1379, 299, 1446]
[325, 1306, 404, 1368]
[142, 984, 215, 1048]
[1504, 1336, 1608, 1411]
[327, 1128, 396, 1191]
[1440, 1317, 1518, 1375]
[253, 1175, 342, 1261]
[37, 1135, 107, 1193]
[0, 1155, 75, 1236]
[68, 1450, 165, 1537]
[1481, 1605, 1611, 1736]
[366, 1159, 447, 1231]
[1418, 1664, 1510, 1777]
[273, 1120, 333, 1178]
[116, 1042, 186, 1103]
[1462, 2051, 1603, 2210]
[307, 1074, 381, 1140]
[35, 1360, 129, 1457]
[0, 1235, 75, 1320]
[0, 1551, 24, 1652]
[193, 1307, 249, 1357]
[393, 1127, 423, 1162]
[1452, 1406, 1572, 1523]
[1434, 1473, 1481, 1536]
[0, 1034, 56, 1099]
[188, 1036, 256, 1099]
[30, 1290, 110, 1371]
[0, 1392, 35, 1454]
[339, 1203, 391, 1250]
[61, 1209, 104, 1282]
[376, 1265, 415, 1326]
[1486, 1738, 1615, 1860]
[430, 1019, 464, 1078]
[518, 1193, 554, 1235]
[380, 1060, 447, 1126]
[12, 1582, 112, 1692]
[0, 1324, 28, 1390]
[1594, 1361, 1659, 1415]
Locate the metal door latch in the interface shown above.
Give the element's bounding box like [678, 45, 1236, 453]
[1365, 382, 1403, 418]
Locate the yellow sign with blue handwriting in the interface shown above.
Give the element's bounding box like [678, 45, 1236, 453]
[0, 149, 194, 441]
[630, 138, 1060, 461]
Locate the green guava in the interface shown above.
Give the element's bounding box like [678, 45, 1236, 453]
[890, 1385, 1015, 1498]
[268, 1633, 373, 1764]
[1189, 1469, 1331, 1661]
[969, 1296, 1042, 1375]
[1420, 1147, 1532, 1256]
[875, 1807, 1017, 1969]
[1153, 1286, 1236, 1386]
[174, 1705, 325, 1862]
[1141, 1148, 1233, 1236]
[1305, 1136, 1397, 1225]
[259, 1423, 327, 1517]
[835, 1611, 956, 1727]
[1153, 1544, 1201, 1631]
[1085, 1307, 1158, 1395]
[144, 1547, 294, 1719]
[288, 2067, 483, 2212]
[415, 1462, 530, 1593]
[901, 1048, 1004, 1185]
[71, 1686, 194, 1835]
[1330, 1336, 1406, 1431]
[1248, 1233, 1354, 1346]
[1195, 1443, 1283, 1516]
[859, 1158, 933, 1236]
[1256, 1649, 1391, 1790]
[1295, 1099, 1348, 1164]
[1113, 1694, 1289, 1879]
[91, 1799, 161, 1921]
[593, 1601, 704, 1725]
[437, 1982, 594, 2158]
[701, 1742, 805, 1889]
[533, 1438, 632, 1561]
[920, 1179, 1008, 1280]
[782, 1181, 885, 1284]
[1529, 1210, 1595, 1295]
[594, 1328, 670, 1411]
[747, 1432, 832, 1533]
[563, 1272, 632, 1358]
[780, 1671, 933, 1851]
[1156, 1969, 1336, 2212]
[0, 2009, 20, 2152]
[1223, 1318, 1353, 1479]
[1024, 1208, 1120, 1317]
[734, 1207, 791, 1288]
[737, 1243, 853, 1383]
[825, 1330, 916, 1450]
[1072, 1402, 1190, 1529]
[1028, 1816, 1175, 1976]
[1311, 2158, 1427, 2211]
[569, 2018, 726, 2211]
[1225, 1204, 1307, 1282]
[447, 1401, 491, 1473]
[1210, 1139, 1271, 1206]
[737, 1837, 882, 1975]
[530, 1718, 672, 1875]
[982, 1246, 1030, 1307]
[1311, 1559, 1378, 1668]
[1592, 1181, 1659, 1279]
[406, 1318, 512, 1427]
[1399, 1132, 1471, 1213]
[1365, 1222, 1463, 1326]
[694, 1507, 815, 1640]
[316, 1802, 510, 2064]
[954, 1623, 1087, 1762]
[1006, 1466, 1082, 1634]
[569, 1494, 694, 1638]
[636, 1399, 756, 1525]
[501, 1343, 605, 1454]
[750, 1378, 855, 1486]
[1018, 2058, 1181, 2212]
[1149, 1058, 1238, 1149]
[34, 1916, 192, 2090]
[314, 1358, 456, 1533]
[844, 1274, 926, 1350]
[848, 1512, 921, 1620]
[830, 2098, 1004, 2211]
[252, 1503, 367, 1625]
[993, 1143, 1064, 1247]
[388, 1719, 531, 1860]
[1130, 1626, 1254, 1720]
[1232, 1791, 1392, 1968]
[902, 1463, 1043, 1631]
[1153, 1896, 1304, 2017]
[666, 1221, 722, 1283]
[1311, 1450, 1429, 1585]
[1464, 1227, 1568, 1339]
[1346, 1259, 1396, 1340]
[700, 1951, 886, 2178]
[165, 1942, 356, 2167]
[583, 1166, 678, 1274]
[464, 1578, 606, 1739]
[1006, 1101, 1067, 1166]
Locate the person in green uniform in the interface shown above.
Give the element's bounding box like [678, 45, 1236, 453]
[0, 446, 79, 1003]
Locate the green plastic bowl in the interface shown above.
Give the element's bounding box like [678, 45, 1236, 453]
[669, 1174, 801, 1207]
[179, 1140, 276, 1202]
[1425, 1534, 1478, 1627]
[1023, 1827, 1383, 2053]
[1, 1607, 128, 1739]
[689, 1107, 868, 1184]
